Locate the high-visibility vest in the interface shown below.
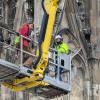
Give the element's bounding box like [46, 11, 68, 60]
[15, 36, 20, 45]
[55, 42, 69, 55]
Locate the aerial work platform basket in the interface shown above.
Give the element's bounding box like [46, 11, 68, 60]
[0, 35, 71, 98]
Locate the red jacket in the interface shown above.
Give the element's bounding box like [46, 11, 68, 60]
[19, 23, 29, 47]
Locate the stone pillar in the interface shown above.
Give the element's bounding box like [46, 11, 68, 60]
[61, 11, 69, 28]
[1, 85, 11, 100]
[84, 81, 91, 100]
[13, 0, 24, 31]
[34, 0, 42, 30]
[90, 0, 100, 99]
[83, 82, 100, 100]
[3, 0, 8, 38]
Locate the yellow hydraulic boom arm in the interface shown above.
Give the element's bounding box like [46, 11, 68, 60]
[34, 0, 59, 78]
[3, 0, 60, 91]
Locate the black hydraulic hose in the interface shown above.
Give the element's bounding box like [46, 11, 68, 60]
[33, 0, 49, 69]
[39, 13, 49, 45]
[41, 0, 46, 13]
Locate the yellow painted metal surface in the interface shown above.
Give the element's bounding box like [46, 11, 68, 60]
[3, 81, 49, 92]
[3, 0, 58, 91]
[34, 0, 58, 76]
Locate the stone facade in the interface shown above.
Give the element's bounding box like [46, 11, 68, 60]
[0, 0, 100, 100]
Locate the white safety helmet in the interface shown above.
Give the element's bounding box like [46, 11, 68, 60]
[55, 35, 62, 39]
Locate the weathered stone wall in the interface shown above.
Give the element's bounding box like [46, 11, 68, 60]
[1, 0, 100, 100]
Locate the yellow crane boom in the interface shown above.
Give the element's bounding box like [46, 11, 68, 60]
[3, 0, 59, 91]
